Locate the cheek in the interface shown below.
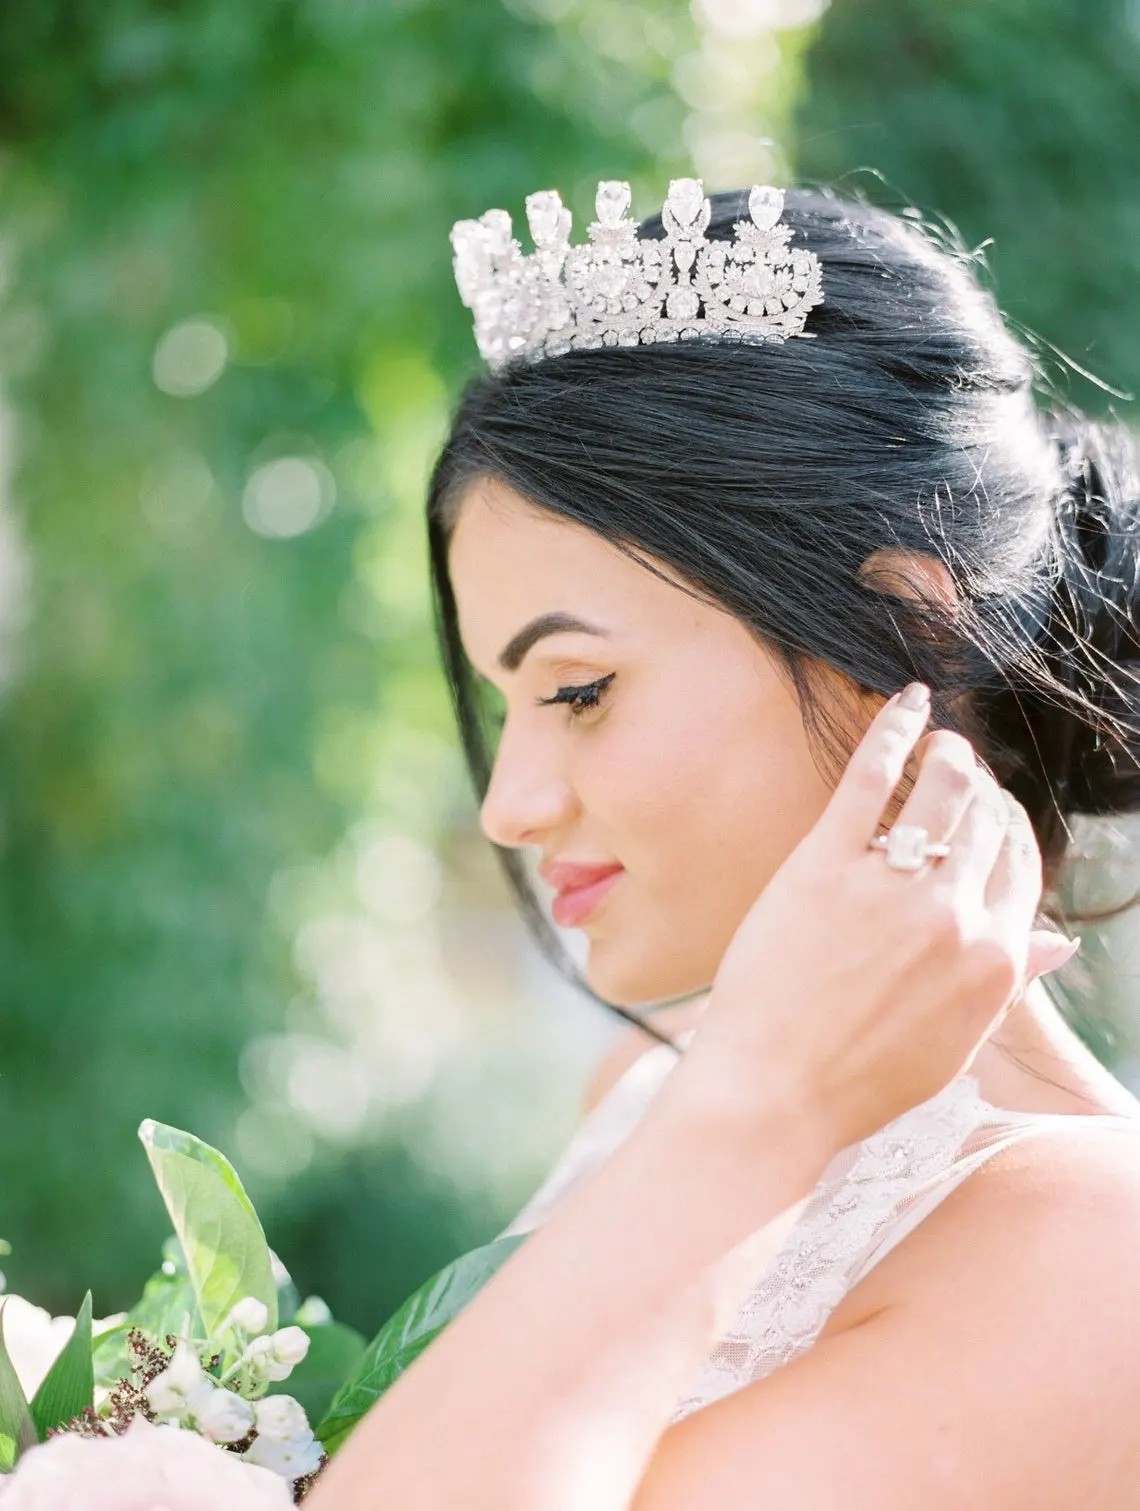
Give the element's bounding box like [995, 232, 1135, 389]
[684, 708, 830, 899]
[575, 673, 842, 1006]
[574, 688, 727, 840]
[588, 677, 833, 891]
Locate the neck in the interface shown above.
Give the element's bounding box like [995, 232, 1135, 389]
[968, 977, 1139, 1117]
[673, 977, 1137, 1119]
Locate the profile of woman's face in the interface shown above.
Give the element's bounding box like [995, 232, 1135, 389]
[448, 476, 863, 1008]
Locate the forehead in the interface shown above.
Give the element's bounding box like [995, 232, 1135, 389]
[449, 476, 625, 582]
[447, 477, 689, 671]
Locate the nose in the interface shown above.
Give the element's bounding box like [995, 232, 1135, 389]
[479, 723, 578, 850]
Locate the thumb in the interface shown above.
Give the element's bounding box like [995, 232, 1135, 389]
[1026, 929, 1081, 984]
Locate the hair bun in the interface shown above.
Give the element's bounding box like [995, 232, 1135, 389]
[1042, 410, 1140, 818]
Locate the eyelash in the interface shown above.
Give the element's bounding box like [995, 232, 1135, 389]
[535, 673, 615, 720]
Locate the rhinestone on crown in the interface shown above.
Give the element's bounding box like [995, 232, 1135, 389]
[449, 178, 824, 370]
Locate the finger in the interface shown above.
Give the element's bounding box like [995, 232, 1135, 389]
[817, 683, 932, 853]
[985, 791, 1044, 925]
[1026, 930, 1080, 981]
[935, 766, 1010, 891]
[881, 729, 979, 849]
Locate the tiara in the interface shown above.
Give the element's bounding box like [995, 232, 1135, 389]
[449, 178, 824, 371]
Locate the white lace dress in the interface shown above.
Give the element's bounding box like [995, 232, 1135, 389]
[497, 1027, 1140, 1426]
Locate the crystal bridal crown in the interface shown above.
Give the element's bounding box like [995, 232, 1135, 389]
[449, 177, 825, 371]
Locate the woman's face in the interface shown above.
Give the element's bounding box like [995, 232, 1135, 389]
[448, 476, 867, 1007]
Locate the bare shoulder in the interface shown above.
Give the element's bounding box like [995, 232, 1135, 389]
[581, 998, 708, 1116]
[827, 1114, 1140, 1338]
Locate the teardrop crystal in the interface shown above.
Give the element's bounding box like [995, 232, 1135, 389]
[596, 181, 632, 226]
[526, 190, 570, 245]
[479, 209, 514, 253]
[748, 185, 783, 232]
[667, 178, 705, 226]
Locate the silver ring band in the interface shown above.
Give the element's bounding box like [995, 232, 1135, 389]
[869, 824, 952, 872]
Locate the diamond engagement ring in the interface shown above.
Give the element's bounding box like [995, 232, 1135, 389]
[869, 824, 952, 872]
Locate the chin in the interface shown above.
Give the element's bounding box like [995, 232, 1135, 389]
[582, 932, 712, 1010]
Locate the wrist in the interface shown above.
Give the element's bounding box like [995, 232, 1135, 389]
[646, 1041, 840, 1212]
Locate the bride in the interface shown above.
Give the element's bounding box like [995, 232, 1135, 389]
[308, 180, 1140, 1507]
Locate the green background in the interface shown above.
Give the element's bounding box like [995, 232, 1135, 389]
[0, 0, 1137, 1331]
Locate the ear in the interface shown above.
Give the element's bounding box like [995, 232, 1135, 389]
[858, 547, 959, 615]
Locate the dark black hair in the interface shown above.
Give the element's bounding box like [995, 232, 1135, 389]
[426, 185, 1140, 1052]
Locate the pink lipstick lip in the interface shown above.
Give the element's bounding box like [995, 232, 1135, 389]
[550, 868, 624, 928]
[539, 858, 623, 892]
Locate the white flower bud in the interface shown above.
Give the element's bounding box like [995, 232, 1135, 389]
[143, 1341, 213, 1421]
[243, 1336, 274, 1371]
[244, 1430, 324, 1480]
[240, 1334, 290, 1383]
[196, 1386, 256, 1443]
[226, 1297, 270, 1336]
[269, 1326, 310, 1368]
[254, 1394, 309, 1442]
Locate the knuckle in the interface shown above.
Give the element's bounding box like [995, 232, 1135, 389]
[847, 757, 893, 799]
[885, 732, 919, 770]
[925, 751, 975, 800]
[924, 729, 976, 768]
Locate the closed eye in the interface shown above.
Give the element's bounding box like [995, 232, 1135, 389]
[536, 673, 615, 719]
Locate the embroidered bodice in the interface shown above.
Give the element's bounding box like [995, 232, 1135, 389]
[497, 1027, 1140, 1425]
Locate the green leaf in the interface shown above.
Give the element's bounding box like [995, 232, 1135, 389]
[31, 1291, 94, 1437]
[138, 1120, 277, 1341]
[316, 1235, 525, 1455]
[267, 1321, 366, 1428]
[0, 1301, 39, 1468]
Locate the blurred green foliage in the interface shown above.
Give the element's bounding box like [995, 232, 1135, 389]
[796, 0, 1140, 407]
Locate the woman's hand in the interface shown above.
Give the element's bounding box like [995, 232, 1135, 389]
[671, 682, 1078, 1156]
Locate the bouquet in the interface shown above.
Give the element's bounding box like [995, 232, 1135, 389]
[0, 1120, 523, 1507]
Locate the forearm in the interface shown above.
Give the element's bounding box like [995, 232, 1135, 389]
[307, 1062, 835, 1511]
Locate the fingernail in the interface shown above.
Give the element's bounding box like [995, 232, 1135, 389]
[899, 682, 931, 711]
[1034, 935, 1081, 977]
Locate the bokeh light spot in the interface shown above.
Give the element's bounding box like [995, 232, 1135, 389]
[234, 1101, 315, 1179]
[356, 831, 443, 925]
[242, 455, 335, 539]
[152, 317, 228, 396]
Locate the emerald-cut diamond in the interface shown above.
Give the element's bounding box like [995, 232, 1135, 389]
[884, 824, 931, 871]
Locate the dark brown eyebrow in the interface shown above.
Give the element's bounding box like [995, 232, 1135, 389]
[497, 612, 610, 673]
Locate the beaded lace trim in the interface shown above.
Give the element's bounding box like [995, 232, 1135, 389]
[666, 1067, 990, 1422]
